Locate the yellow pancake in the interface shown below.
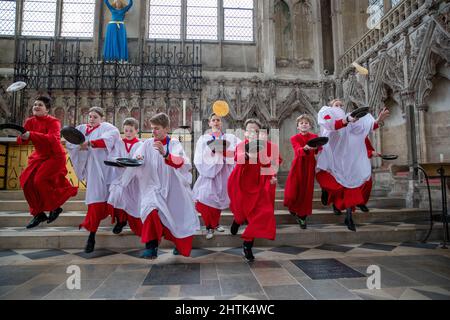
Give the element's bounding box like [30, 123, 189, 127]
[212, 100, 230, 117]
[352, 62, 369, 75]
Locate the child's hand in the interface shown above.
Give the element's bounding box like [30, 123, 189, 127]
[153, 141, 165, 156]
[80, 141, 89, 150]
[20, 131, 30, 140]
[304, 145, 316, 151]
[270, 176, 278, 185]
[377, 107, 390, 122]
[136, 155, 144, 160]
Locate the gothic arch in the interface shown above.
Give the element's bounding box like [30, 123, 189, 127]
[277, 86, 316, 126]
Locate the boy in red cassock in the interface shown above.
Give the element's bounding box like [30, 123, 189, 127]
[227, 119, 282, 262]
[284, 114, 320, 230]
[17, 96, 78, 229]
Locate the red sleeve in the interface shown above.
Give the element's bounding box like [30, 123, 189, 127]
[28, 119, 61, 152]
[164, 154, 184, 169]
[365, 137, 375, 159]
[373, 122, 379, 130]
[16, 118, 32, 145]
[235, 143, 247, 163]
[335, 119, 347, 130]
[291, 135, 309, 157]
[90, 139, 107, 148]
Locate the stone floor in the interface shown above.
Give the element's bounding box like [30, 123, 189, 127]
[1, 242, 450, 300]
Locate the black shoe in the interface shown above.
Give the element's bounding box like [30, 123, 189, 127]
[243, 243, 255, 262]
[84, 238, 95, 253]
[112, 220, 127, 234]
[47, 207, 63, 224]
[297, 217, 307, 230]
[321, 189, 329, 206]
[357, 205, 369, 213]
[230, 220, 240, 235]
[333, 205, 343, 216]
[344, 209, 356, 232]
[26, 212, 48, 229]
[141, 247, 158, 259]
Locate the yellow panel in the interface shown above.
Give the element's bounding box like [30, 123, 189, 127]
[6, 143, 87, 190]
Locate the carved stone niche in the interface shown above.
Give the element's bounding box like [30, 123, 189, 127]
[295, 58, 314, 69]
[276, 58, 291, 68]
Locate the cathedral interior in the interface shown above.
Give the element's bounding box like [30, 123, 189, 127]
[0, 0, 449, 301]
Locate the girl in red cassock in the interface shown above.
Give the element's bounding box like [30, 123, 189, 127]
[66, 107, 121, 253]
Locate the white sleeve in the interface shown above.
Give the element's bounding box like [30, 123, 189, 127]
[65, 125, 88, 180]
[100, 123, 121, 153]
[194, 136, 223, 178]
[318, 106, 339, 132]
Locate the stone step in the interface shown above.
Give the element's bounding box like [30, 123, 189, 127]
[0, 197, 405, 212]
[0, 189, 323, 200]
[0, 208, 430, 228]
[0, 222, 442, 249]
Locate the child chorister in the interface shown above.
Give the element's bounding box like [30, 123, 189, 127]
[315, 100, 389, 232]
[17, 96, 78, 229]
[227, 119, 282, 261]
[118, 113, 199, 259]
[66, 107, 120, 253]
[284, 114, 319, 230]
[107, 117, 143, 236]
[193, 113, 241, 240]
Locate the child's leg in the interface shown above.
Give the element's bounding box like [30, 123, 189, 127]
[141, 210, 163, 259]
[242, 237, 255, 262]
[112, 208, 128, 234]
[80, 203, 109, 253]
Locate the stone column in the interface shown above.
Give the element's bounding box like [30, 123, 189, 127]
[417, 103, 429, 163]
[401, 89, 420, 208]
[261, 0, 275, 76]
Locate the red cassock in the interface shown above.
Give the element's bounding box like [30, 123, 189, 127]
[284, 132, 318, 217]
[16, 115, 78, 216]
[227, 140, 282, 242]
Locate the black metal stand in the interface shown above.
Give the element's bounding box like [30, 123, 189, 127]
[437, 166, 449, 249]
[418, 166, 434, 243]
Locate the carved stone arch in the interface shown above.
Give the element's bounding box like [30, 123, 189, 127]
[116, 107, 129, 128]
[54, 107, 65, 125]
[168, 105, 180, 130]
[277, 86, 315, 126]
[279, 100, 318, 129]
[347, 74, 367, 109]
[417, 51, 443, 107]
[243, 93, 271, 125]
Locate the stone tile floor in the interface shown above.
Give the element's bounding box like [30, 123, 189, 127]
[0, 242, 449, 300]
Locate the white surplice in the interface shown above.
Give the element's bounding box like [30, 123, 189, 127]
[193, 133, 241, 210]
[317, 106, 376, 188]
[117, 138, 200, 238]
[107, 138, 143, 218]
[66, 122, 120, 204]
